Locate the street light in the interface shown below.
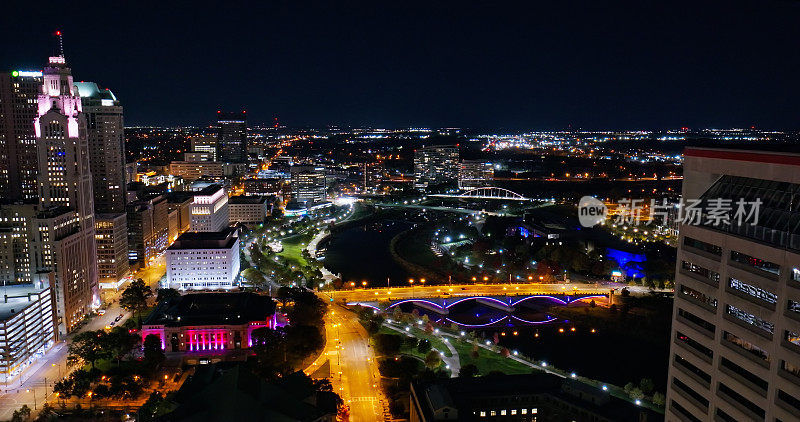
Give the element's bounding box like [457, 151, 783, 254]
[361, 281, 367, 288]
[26, 389, 37, 410]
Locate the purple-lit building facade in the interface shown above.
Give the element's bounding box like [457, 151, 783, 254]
[141, 292, 276, 353]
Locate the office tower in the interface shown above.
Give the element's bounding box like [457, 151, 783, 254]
[165, 228, 240, 290]
[95, 213, 129, 286]
[34, 54, 99, 333]
[74, 81, 126, 214]
[190, 136, 217, 161]
[361, 162, 383, 192]
[414, 145, 459, 189]
[0, 70, 42, 202]
[290, 166, 326, 204]
[0, 205, 38, 285]
[666, 148, 800, 421]
[217, 111, 247, 163]
[189, 184, 229, 232]
[458, 160, 494, 189]
[126, 194, 169, 268]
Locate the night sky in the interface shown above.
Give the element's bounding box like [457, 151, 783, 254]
[3, 1, 800, 130]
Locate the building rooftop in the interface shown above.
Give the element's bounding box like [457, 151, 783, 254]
[412, 373, 661, 422]
[195, 184, 224, 197]
[144, 292, 275, 327]
[0, 283, 49, 321]
[229, 195, 269, 205]
[168, 228, 238, 250]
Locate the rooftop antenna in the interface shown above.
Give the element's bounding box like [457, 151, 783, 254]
[55, 30, 64, 57]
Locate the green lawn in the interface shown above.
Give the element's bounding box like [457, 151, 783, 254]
[451, 339, 537, 376]
[277, 234, 311, 267]
[378, 325, 453, 358]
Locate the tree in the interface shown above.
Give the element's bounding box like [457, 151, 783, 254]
[156, 288, 180, 304]
[374, 334, 402, 355]
[107, 326, 141, 365]
[424, 350, 441, 369]
[241, 268, 268, 288]
[639, 378, 655, 395]
[459, 364, 479, 378]
[68, 331, 112, 370]
[417, 339, 431, 354]
[143, 334, 165, 369]
[120, 278, 153, 324]
[652, 391, 665, 406]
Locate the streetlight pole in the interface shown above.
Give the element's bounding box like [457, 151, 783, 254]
[26, 388, 36, 410]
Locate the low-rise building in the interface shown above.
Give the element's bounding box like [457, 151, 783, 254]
[169, 161, 225, 182]
[410, 373, 660, 422]
[166, 228, 240, 291]
[141, 292, 275, 352]
[228, 195, 272, 225]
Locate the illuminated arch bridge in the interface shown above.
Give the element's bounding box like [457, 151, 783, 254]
[347, 294, 607, 318]
[429, 187, 531, 201]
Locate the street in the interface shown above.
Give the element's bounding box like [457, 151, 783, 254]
[306, 305, 388, 421]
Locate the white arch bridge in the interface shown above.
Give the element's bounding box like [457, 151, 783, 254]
[429, 187, 531, 201]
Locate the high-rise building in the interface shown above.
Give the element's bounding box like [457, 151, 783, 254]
[34, 53, 99, 333]
[0, 70, 42, 202]
[458, 160, 494, 189]
[126, 194, 169, 268]
[95, 213, 129, 287]
[0, 204, 38, 285]
[666, 147, 800, 421]
[217, 111, 247, 163]
[190, 136, 217, 161]
[414, 145, 459, 189]
[74, 81, 126, 214]
[290, 166, 326, 204]
[190, 184, 229, 232]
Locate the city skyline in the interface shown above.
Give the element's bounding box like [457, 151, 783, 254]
[2, 1, 800, 129]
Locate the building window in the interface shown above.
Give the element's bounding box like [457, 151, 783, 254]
[681, 260, 720, 285]
[723, 331, 769, 361]
[777, 389, 800, 413]
[730, 251, 780, 276]
[679, 308, 716, 333]
[680, 284, 717, 308]
[676, 331, 713, 358]
[683, 237, 722, 256]
[785, 330, 800, 347]
[788, 300, 800, 315]
[781, 360, 800, 378]
[674, 354, 711, 383]
[673, 377, 709, 408]
[720, 357, 768, 391]
[725, 304, 774, 334]
[671, 401, 702, 422]
[728, 278, 777, 305]
[717, 382, 764, 418]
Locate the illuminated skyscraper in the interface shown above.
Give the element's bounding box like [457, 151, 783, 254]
[414, 145, 459, 189]
[74, 81, 126, 213]
[0, 70, 42, 202]
[217, 111, 247, 163]
[290, 166, 326, 204]
[33, 51, 99, 333]
[667, 148, 800, 421]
